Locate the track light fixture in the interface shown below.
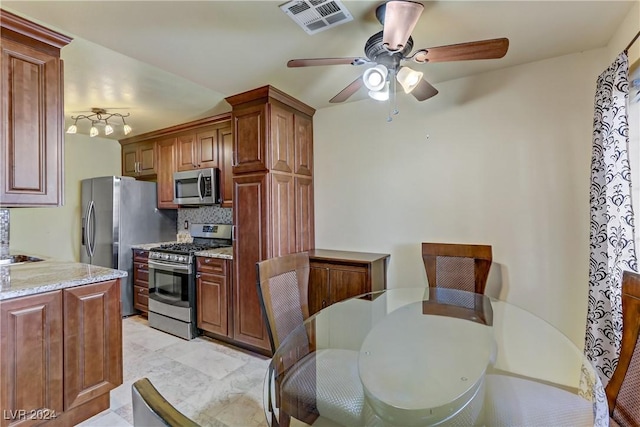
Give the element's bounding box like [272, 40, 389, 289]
[66, 108, 132, 137]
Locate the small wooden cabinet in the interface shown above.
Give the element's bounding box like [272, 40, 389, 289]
[133, 249, 150, 314]
[196, 257, 231, 337]
[0, 279, 122, 427]
[122, 141, 157, 178]
[308, 250, 390, 315]
[0, 10, 71, 207]
[177, 123, 230, 172]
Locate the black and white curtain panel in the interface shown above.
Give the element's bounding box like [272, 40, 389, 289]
[585, 51, 637, 387]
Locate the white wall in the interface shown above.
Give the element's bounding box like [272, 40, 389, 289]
[9, 134, 121, 261]
[313, 48, 609, 348]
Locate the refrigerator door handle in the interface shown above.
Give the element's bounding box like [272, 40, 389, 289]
[88, 200, 96, 257]
[83, 202, 92, 258]
[197, 172, 204, 200]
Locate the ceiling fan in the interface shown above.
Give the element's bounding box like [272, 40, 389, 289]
[287, 0, 509, 104]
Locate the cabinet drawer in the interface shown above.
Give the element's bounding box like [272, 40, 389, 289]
[133, 249, 149, 262]
[196, 257, 226, 275]
[134, 286, 149, 311]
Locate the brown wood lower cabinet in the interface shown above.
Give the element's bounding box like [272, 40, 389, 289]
[196, 257, 230, 337]
[308, 249, 390, 316]
[133, 249, 150, 315]
[0, 279, 122, 427]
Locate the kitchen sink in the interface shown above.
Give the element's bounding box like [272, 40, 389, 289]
[0, 255, 45, 266]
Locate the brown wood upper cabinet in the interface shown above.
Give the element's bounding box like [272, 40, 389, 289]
[122, 140, 157, 178]
[176, 123, 230, 172]
[119, 114, 233, 209]
[0, 10, 72, 207]
[231, 97, 314, 176]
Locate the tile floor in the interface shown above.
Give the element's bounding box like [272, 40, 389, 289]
[77, 316, 270, 427]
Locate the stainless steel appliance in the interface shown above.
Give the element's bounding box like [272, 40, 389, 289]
[173, 168, 220, 206]
[148, 223, 232, 340]
[80, 176, 177, 316]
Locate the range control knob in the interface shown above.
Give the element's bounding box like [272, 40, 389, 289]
[162, 253, 169, 260]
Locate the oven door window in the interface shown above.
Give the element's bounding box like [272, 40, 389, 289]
[150, 268, 190, 308]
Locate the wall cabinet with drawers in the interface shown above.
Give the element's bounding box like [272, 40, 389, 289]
[308, 249, 390, 316]
[132, 249, 150, 315]
[0, 10, 71, 207]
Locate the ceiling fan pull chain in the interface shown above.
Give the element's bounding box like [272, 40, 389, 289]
[392, 70, 399, 116]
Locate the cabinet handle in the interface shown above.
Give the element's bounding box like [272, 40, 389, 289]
[195, 273, 201, 279]
[231, 152, 238, 167]
[322, 300, 327, 308]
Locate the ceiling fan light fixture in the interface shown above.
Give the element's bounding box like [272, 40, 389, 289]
[363, 64, 388, 91]
[368, 82, 390, 101]
[397, 66, 423, 94]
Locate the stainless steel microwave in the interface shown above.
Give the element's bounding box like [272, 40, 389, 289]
[173, 168, 220, 206]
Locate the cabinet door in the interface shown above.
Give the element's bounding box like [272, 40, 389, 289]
[137, 141, 157, 177]
[197, 272, 228, 336]
[220, 123, 234, 208]
[295, 176, 314, 252]
[308, 266, 329, 316]
[156, 137, 178, 209]
[0, 291, 63, 427]
[176, 133, 197, 171]
[269, 102, 294, 173]
[63, 280, 122, 410]
[233, 174, 271, 352]
[328, 265, 368, 305]
[294, 112, 313, 176]
[1, 38, 64, 207]
[233, 104, 267, 174]
[122, 144, 138, 177]
[197, 128, 219, 169]
[269, 173, 295, 257]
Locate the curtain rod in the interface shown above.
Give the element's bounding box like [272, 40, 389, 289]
[625, 30, 640, 53]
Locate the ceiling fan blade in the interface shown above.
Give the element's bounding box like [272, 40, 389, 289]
[288, 57, 367, 67]
[382, 0, 424, 52]
[412, 38, 509, 63]
[329, 77, 364, 103]
[411, 78, 438, 101]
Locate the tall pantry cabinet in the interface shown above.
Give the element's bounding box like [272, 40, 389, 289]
[226, 86, 315, 355]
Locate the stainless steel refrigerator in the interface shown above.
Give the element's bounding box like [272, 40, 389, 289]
[80, 176, 177, 316]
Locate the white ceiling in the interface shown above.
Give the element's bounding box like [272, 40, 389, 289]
[3, 1, 636, 139]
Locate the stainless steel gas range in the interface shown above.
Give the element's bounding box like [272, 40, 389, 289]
[147, 223, 232, 340]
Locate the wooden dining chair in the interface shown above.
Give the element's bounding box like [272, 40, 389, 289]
[132, 378, 199, 427]
[256, 252, 366, 427]
[606, 269, 640, 426]
[422, 242, 492, 294]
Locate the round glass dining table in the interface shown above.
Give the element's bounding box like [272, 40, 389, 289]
[263, 288, 608, 427]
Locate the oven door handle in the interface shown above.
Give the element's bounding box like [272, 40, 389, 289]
[148, 259, 192, 274]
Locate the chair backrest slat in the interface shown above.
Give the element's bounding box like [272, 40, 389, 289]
[256, 252, 310, 353]
[422, 243, 492, 294]
[606, 270, 640, 426]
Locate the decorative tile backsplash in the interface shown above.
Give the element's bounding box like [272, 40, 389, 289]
[0, 209, 9, 260]
[177, 206, 232, 231]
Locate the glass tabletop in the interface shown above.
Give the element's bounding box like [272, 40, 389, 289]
[264, 288, 608, 427]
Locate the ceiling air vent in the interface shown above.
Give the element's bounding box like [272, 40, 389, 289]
[280, 0, 353, 35]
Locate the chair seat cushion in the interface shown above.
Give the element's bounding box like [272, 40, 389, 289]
[483, 374, 593, 426]
[281, 349, 365, 426]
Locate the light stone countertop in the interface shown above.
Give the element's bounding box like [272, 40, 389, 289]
[0, 259, 127, 301]
[194, 246, 233, 260]
[130, 241, 178, 250]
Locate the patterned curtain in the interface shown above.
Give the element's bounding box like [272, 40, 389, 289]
[585, 52, 637, 387]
